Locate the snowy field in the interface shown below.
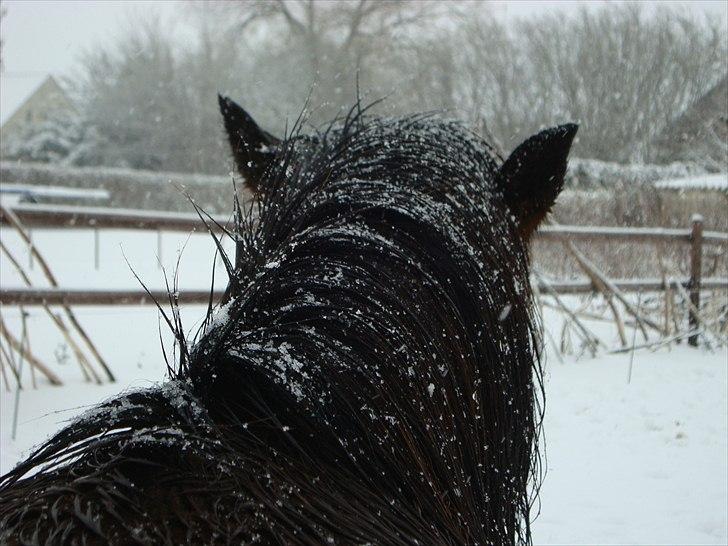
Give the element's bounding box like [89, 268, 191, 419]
[1, 228, 726, 545]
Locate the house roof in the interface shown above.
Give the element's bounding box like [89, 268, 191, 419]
[0, 74, 75, 130]
[0, 73, 49, 124]
[653, 76, 728, 168]
[669, 76, 727, 135]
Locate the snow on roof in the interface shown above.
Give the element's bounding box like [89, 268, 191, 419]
[0, 183, 110, 202]
[653, 173, 728, 191]
[0, 161, 239, 213]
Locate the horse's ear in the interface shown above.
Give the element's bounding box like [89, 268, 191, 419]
[497, 123, 578, 239]
[218, 94, 280, 194]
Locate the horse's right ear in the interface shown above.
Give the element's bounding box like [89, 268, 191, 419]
[218, 94, 280, 194]
[497, 123, 578, 240]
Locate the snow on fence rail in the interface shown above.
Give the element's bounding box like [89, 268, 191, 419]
[0, 184, 111, 204]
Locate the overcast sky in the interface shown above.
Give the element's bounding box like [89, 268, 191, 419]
[1, 0, 185, 123]
[1, 0, 726, 123]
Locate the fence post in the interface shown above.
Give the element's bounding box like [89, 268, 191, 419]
[28, 229, 33, 270]
[94, 228, 100, 270]
[688, 214, 703, 347]
[157, 230, 163, 269]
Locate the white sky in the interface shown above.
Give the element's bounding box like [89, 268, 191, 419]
[0, 0, 184, 124]
[1, 0, 726, 124]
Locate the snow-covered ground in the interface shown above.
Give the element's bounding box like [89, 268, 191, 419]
[533, 342, 727, 544]
[1, 228, 726, 544]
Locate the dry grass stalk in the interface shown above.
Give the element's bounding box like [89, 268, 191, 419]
[0, 241, 99, 383]
[0, 315, 62, 386]
[560, 238, 665, 338]
[0, 204, 114, 382]
[672, 280, 725, 347]
[0, 345, 13, 391]
[535, 272, 601, 355]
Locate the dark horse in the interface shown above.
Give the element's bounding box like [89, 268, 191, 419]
[0, 98, 576, 545]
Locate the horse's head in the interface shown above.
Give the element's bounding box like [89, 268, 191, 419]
[219, 95, 577, 241]
[204, 96, 581, 542]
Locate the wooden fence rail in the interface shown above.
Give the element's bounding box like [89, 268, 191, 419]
[0, 288, 221, 306]
[3, 204, 728, 244]
[0, 203, 230, 232]
[1, 278, 727, 307]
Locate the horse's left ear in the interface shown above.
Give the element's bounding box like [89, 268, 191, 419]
[497, 123, 578, 239]
[218, 94, 280, 194]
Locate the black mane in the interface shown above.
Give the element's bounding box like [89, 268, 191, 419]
[0, 107, 553, 545]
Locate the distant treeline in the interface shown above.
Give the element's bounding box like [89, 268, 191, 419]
[0, 156, 715, 215]
[4, 1, 727, 174]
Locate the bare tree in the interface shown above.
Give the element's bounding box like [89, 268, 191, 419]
[71, 12, 246, 173]
[201, 0, 445, 125]
[64, 1, 726, 174]
[413, 3, 727, 162]
[518, 4, 726, 162]
[0, 4, 7, 72]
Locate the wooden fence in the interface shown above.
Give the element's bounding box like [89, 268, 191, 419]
[2, 204, 727, 347]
